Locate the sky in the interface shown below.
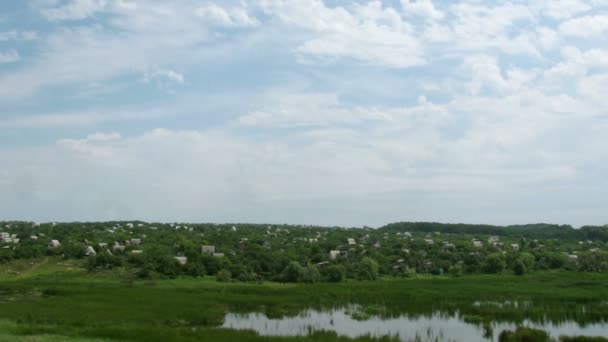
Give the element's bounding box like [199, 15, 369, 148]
[0, 0, 607, 227]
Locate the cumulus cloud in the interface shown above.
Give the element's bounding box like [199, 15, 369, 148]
[262, 0, 425, 68]
[0, 50, 19, 63]
[196, 3, 259, 27]
[401, 0, 444, 20]
[559, 15, 608, 38]
[2, 0, 608, 225]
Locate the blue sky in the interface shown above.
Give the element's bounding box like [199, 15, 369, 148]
[0, 0, 607, 227]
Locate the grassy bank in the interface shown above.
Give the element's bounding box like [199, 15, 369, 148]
[1, 259, 607, 341]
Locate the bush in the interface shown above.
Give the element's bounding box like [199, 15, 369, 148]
[449, 264, 463, 277]
[357, 257, 379, 280]
[300, 265, 321, 283]
[323, 265, 346, 282]
[281, 261, 304, 282]
[513, 260, 526, 275]
[216, 269, 232, 282]
[483, 253, 506, 274]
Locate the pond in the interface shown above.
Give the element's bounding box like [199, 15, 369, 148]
[222, 306, 608, 342]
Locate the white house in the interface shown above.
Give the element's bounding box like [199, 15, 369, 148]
[329, 250, 341, 260]
[510, 243, 520, 251]
[174, 256, 188, 265]
[472, 240, 483, 248]
[202, 245, 216, 255]
[85, 246, 96, 256]
[347, 238, 356, 245]
[48, 240, 61, 249]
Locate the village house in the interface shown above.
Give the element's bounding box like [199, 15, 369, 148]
[113, 242, 126, 252]
[201, 245, 216, 254]
[212, 252, 225, 257]
[329, 250, 341, 260]
[511, 243, 520, 251]
[424, 239, 434, 245]
[472, 240, 483, 248]
[85, 246, 96, 256]
[131, 250, 143, 254]
[443, 242, 455, 250]
[347, 238, 356, 245]
[130, 239, 141, 246]
[174, 256, 187, 265]
[488, 236, 500, 244]
[48, 240, 61, 249]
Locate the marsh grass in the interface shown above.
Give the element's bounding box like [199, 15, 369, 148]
[1, 260, 608, 341]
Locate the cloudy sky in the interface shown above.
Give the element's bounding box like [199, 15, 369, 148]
[0, 0, 607, 227]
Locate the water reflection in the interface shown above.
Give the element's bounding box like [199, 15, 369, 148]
[222, 307, 608, 342]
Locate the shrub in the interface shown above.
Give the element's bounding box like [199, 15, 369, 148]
[357, 257, 379, 280]
[323, 265, 346, 282]
[216, 269, 232, 282]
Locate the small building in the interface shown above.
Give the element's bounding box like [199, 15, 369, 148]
[510, 243, 520, 251]
[347, 238, 356, 245]
[488, 236, 500, 244]
[213, 252, 225, 257]
[201, 245, 216, 254]
[443, 242, 455, 250]
[472, 240, 483, 248]
[424, 239, 434, 245]
[85, 246, 96, 256]
[98, 242, 108, 249]
[130, 239, 141, 246]
[48, 240, 61, 249]
[174, 256, 188, 265]
[329, 250, 341, 260]
[131, 250, 143, 254]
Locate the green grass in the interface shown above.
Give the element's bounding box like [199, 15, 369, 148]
[1, 259, 608, 341]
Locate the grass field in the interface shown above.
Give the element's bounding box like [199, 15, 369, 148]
[1, 258, 607, 341]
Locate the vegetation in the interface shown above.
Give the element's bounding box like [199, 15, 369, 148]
[2, 221, 608, 340]
[2, 221, 608, 283]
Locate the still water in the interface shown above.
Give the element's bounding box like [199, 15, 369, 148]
[222, 307, 608, 342]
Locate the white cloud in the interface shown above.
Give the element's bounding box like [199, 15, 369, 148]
[0, 30, 38, 41]
[262, 0, 424, 68]
[41, 0, 109, 21]
[237, 92, 391, 127]
[0, 107, 166, 128]
[559, 15, 608, 38]
[533, 0, 592, 19]
[196, 3, 259, 27]
[0, 50, 19, 63]
[142, 68, 185, 86]
[400, 0, 444, 21]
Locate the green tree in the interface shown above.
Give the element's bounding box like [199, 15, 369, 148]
[281, 261, 304, 282]
[482, 253, 506, 274]
[300, 265, 321, 283]
[513, 259, 526, 275]
[323, 265, 346, 282]
[216, 269, 232, 282]
[357, 257, 379, 280]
